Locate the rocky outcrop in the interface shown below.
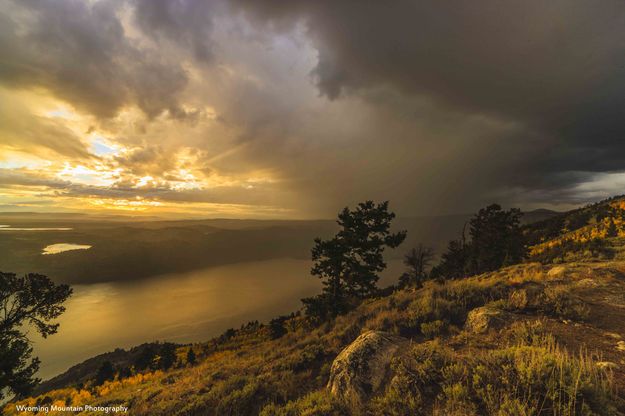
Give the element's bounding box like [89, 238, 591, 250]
[547, 265, 568, 279]
[465, 306, 509, 333]
[327, 330, 406, 408]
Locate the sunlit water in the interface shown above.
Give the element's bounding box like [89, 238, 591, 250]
[42, 243, 92, 255]
[32, 258, 403, 380]
[0, 225, 73, 231]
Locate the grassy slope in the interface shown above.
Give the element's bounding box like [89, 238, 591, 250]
[6, 261, 625, 415]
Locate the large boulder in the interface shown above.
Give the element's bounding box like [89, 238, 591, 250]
[465, 306, 509, 333]
[327, 330, 406, 408]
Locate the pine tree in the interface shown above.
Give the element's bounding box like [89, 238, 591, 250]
[0, 272, 72, 400]
[302, 201, 406, 319]
[160, 343, 177, 370]
[433, 204, 525, 279]
[95, 361, 115, 385]
[431, 238, 469, 279]
[606, 219, 618, 238]
[186, 347, 196, 366]
[468, 204, 524, 275]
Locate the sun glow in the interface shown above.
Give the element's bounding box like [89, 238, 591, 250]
[90, 198, 163, 211]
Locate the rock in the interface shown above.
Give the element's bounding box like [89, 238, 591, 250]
[327, 330, 406, 408]
[576, 278, 599, 288]
[547, 266, 567, 279]
[465, 306, 509, 333]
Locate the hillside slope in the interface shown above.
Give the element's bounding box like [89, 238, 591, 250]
[7, 263, 625, 415]
[5, 198, 625, 415]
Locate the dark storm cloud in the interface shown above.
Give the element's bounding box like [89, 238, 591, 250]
[4, 0, 625, 216]
[0, 0, 189, 118]
[133, 0, 218, 62]
[234, 0, 625, 193]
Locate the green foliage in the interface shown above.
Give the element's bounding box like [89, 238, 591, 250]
[566, 209, 594, 231]
[0, 272, 72, 400]
[159, 343, 177, 370]
[269, 317, 288, 340]
[118, 365, 133, 378]
[468, 341, 617, 416]
[504, 284, 590, 321]
[420, 320, 447, 339]
[0, 332, 40, 399]
[369, 364, 423, 415]
[397, 278, 508, 337]
[186, 347, 196, 366]
[134, 344, 157, 371]
[606, 219, 618, 238]
[209, 376, 264, 416]
[543, 286, 590, 321]
[373, 336, 618, 416]
[530, 237, 613, 264]
[303, 200, 406, 320]
[468, 204, 525, 274]
[133, 342, 179, 372]
[431, 239, 469, 280]
[433, 204, 525, 280]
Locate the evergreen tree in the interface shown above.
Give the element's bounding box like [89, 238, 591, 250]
[186, 348, 196, 366]
[268, 317, 287, 339]
[134, 344, 156, 371]
[160, 343, 177, 370]
[0, 272, 72, 400]
[433, 204, 525, 279]
[95, 361, 115, 385]
[430, 239, 469, 279]
[606, 218, 618, 237]
[468, 204, 524, 275]
[118, 366, 133, 379]
[302, 201, 406, 319]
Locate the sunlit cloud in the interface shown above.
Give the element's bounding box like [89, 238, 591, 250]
[3, 0, 625, 219]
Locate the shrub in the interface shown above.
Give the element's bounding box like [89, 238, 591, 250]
[369, 369, 423, 415]
[420, 320, 447, 339]
[260, 391, 346, 416]
[369, 334, 618, 415]
[543, 286, 590, 321]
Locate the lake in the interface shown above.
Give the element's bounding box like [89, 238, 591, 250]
[0, 225, 73, 231]
[43, 243, 92, 255]
[33, 258, 404, 380]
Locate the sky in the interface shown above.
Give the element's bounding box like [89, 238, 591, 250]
[2, 0, 625, 219]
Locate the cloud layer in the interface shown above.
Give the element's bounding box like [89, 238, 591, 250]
[2, 0, 625, 217]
